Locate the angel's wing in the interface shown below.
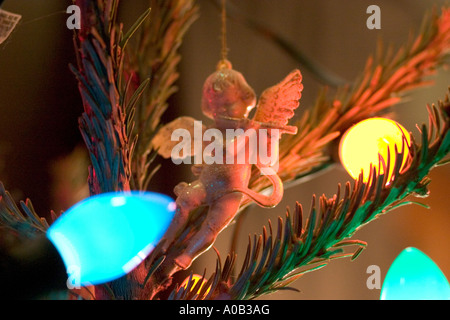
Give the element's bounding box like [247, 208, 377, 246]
[151, 116, 205, 159]
[253, 69, 303, 127]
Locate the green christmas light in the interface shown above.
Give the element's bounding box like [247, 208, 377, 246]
[380, 247, 450, 300]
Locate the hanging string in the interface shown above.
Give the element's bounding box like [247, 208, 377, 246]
[218, 0, 231, 69]
[221, 0, 227, 61]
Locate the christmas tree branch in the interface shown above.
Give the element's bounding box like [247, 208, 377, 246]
[169, 91, 450, 300]
[0, 182, 50, 237]
[125, 0, 199, 190]
[71, 0, 132, 195]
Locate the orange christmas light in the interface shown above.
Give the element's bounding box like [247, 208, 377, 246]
[180, 274, 211, 295]
[339, 117, 411, 183]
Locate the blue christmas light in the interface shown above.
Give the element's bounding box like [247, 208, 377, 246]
[380, 247, 450, 300]
[47, 192, 176, 286]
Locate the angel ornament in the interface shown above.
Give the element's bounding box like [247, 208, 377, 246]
[152, 60, 303, 269]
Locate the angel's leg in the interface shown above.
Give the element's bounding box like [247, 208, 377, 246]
[161, 180, 206, 252]
[175, 192, 243, 269]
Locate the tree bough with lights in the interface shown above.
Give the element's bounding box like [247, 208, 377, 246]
[0, 1, 449, 300]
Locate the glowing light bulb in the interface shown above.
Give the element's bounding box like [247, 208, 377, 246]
[181, 274, 211, 295]
[47, 191, 176, 286]
[339, 117, 411, 183]
[381, 247, 450, 300]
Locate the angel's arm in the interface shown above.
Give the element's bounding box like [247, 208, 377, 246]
[214, 115, 252, 129]
[250, 119, 298, 134]
[215, 115, 297, 134]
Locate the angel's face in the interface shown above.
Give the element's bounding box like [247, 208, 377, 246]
[201, 68, 256, 120]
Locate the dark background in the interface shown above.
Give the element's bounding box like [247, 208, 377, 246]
[0, 0, 448, 299]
